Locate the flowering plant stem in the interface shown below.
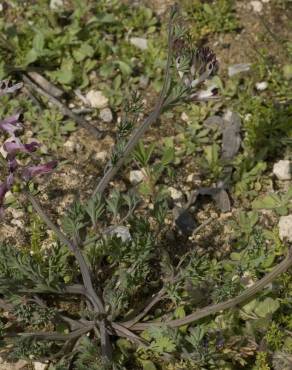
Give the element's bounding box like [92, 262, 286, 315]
[92, 5, 176, 198]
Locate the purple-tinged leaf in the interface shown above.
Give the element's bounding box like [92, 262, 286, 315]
[22, 160, 57, 181]
[0, 113, 23, 135]
[0, 174, 14, 204]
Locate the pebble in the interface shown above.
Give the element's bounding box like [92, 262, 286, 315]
[0, 359, 28, 370]
[279, 215, 292, 242]
[33, 362, 47, 370]
[181, 112, 190, 122]
[186, 173, 195, 182]
[168, 186, 183, 201]
[94, 150, 108, 162]
[130, 37, 148, 50]
[64, 138, 76, 152]
[139, 75, 149, 89]
[99, 107, 113, 123]
[273, 160, 291, 180]
[250, 1, 263, 13]
[106, 226, 132, 242]
[50, 0, 63, 10]
[86, 90, 108, 109]
[129, 170, 144, 185]
[255, 81, 268, 91]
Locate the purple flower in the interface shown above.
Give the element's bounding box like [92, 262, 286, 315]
[8, 158, 18, 173]
[190, 47, 219, 88]
[0, 174, 14, 216]
[0, 113, 23, 136]
[22, 161, 58, 181]
[3, 140, 40, 156]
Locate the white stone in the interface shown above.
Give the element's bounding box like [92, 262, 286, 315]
[228, 63, 251, 77]
[34, 362, 47, 370]
[273, 160, 291, 180]
[86, 90, 108, 109]
[250, 1, 263, 13]
[63, 138, 76, 152]
[186, 174, 195, 182]
[256, 81, 268, 91]
[106, 226, 132, 242]
[99, 108, 113, 123]
[129, 170, 144, 185]
[279, 215, 292, 242]
[50, 0, 63, 10]
[0, 4, 3, 11]
[168, 187, 183, 201]
[94, 151, 107, 162]
[181, 112, 189, 122]
[130, 37, 148, 50]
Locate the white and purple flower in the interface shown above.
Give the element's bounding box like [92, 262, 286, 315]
[0, 80, 57, 216]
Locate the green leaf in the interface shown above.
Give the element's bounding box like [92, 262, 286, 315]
[254, 298, 280, 318]
[24, 49, 38, 66]
[283, 64, 292, 80]
[32, 33, 44, 52]
[275, 206, 288, 216]
[99, 13, 116, 23]
[230, 252, 241, 261]
[151, 336, 176, 353]
[161, 146, 175, 166]
[116, 60, 132, 75]
[141, 360, 157, 370]
[242, 299, 257, 315]
[53, 60, 74, 85]
[73, 43, 94, 62]
[203, 3, 214, 15]
[252, 194, 281, 210]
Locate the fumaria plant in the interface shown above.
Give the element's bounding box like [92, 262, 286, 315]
[0, 5, 292, 370]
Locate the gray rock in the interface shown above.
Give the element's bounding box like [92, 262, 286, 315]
[279, 215, 292, 242]
[130, 37, 148, 50]
[173, 207, 196, 236]
[139, 75, 149, 89]
[273, 160, 291, 180]
[99, 108, 113, 123]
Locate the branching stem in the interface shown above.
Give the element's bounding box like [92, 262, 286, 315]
[127, 247, 292, 331]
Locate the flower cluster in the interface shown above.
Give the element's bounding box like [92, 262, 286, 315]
[0, 81, 57, 216]
[175, 43, 219, 101]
